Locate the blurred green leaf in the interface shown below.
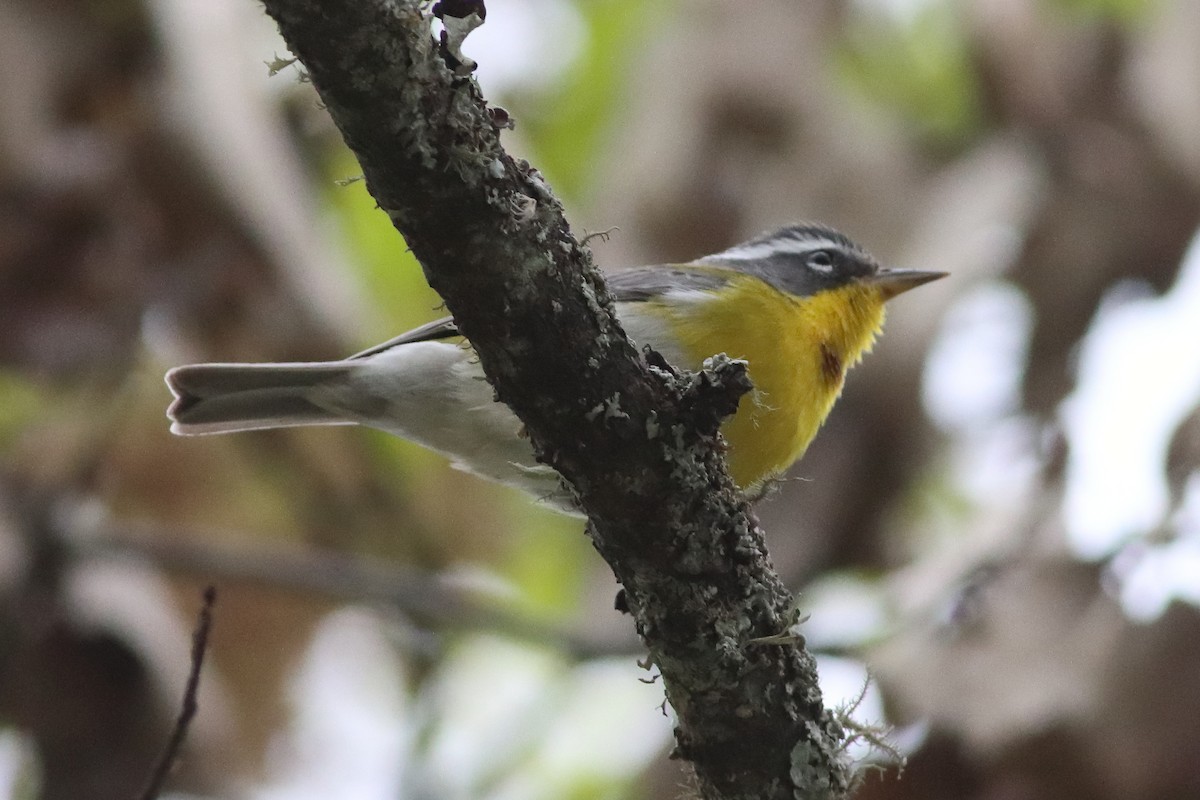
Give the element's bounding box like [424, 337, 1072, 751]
[0, 372, 47, 450]
[514, 0, 670, 201]
[321, 146, 447, 346]
[1044, 0, 1160, 25]
[836, 3, 984, 150]
[500, 497, 591, 617]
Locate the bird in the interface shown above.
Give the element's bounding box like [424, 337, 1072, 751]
[165, 224, 945, 513]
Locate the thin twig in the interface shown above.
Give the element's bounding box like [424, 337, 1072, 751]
[137, 586, 217, 800]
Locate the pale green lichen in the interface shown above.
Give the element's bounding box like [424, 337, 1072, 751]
[645, 411, 660, 440]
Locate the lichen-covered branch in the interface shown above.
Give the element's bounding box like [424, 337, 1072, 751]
[257, 1, 849, 796]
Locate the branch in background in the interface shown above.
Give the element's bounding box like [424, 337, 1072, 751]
[137, 586, 216, 800]
[71, 514, 640, 660]
[256, 1, 849, 796]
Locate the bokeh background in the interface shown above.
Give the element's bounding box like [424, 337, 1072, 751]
[2, 0, 1199, 798]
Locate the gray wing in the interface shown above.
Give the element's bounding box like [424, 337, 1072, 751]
[605, 266, 730, 302]
[349, 316, 460, 359]
[350, 266, 728, 359]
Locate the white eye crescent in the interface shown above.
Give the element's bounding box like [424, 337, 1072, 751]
[807, 250, 834, 273]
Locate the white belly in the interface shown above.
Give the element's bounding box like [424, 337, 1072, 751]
[317, 341, 575, 512]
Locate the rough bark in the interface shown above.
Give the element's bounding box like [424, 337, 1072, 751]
[257, 1, 849, 796]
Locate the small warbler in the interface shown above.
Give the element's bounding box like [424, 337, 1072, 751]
[166, 224, 944, 513]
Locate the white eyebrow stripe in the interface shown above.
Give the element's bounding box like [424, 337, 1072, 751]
[700, 237, 848, 262]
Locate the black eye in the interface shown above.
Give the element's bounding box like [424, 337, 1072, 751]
[807, 250, 834, 272]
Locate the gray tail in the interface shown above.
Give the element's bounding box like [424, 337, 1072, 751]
[165, 362, 355, 435]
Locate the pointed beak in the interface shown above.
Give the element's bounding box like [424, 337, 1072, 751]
[865, 268, 948, 301]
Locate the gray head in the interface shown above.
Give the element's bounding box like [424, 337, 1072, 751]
[699, 223, 945, 300]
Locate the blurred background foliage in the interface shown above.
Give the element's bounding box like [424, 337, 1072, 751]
[2, 0, 1199, 798]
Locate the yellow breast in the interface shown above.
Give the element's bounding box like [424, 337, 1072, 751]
[651, 275, 887, 489]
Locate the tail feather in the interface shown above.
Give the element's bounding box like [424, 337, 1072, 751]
[166, 363, 355, 436]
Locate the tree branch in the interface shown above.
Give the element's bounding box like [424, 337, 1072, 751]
[71, 513, 640, 660]
[138, 586, 216, 800]
[257, 1, 849, 796]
